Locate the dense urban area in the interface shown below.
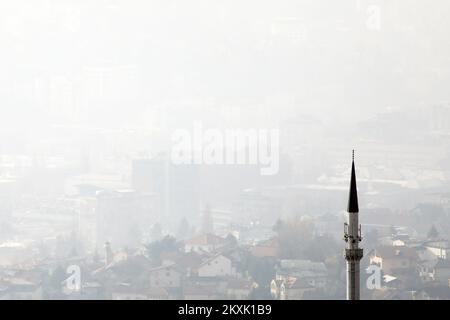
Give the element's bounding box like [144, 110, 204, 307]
[1, 1, 450, 299]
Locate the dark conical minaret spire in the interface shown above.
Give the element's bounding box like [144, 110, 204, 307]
[344, 150, 363, 300]
[347, 150, 359, 213]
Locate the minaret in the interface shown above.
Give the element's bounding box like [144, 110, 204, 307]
[344, 150, 363, 300]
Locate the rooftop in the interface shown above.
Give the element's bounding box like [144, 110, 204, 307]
[185, 234, 227, 246]
[374, 246, 418, 260]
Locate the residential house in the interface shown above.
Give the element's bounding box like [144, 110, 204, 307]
[424, 240, 450, 260]
[111, 283, 170, 300]
[0, 278, 43, 300]
[371, 288, 414, 300]
[433, 259, 450, 285]
[414, 286, 450, 300]
[147, 287, 170, 300]
[183, 285, 219, 300]
[184, 234, 227, 253]
[184, 276, 228, 298]
[168, 251, 203, 277]
[148, 264, 182, 289]
[270, 279, 283, 299]
[111, 284, 147, 300]
[80, 282, 105, 299]
[249, 238, 279, 258]
[226, 279, 257, 299]
[197, 254, 236, 278]
[275, 259, 327, 289]
[279, 278, 315, 300]
[370, 246, 418, 275]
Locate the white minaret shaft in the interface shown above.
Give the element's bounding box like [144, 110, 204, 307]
[344, 150, 363, 300]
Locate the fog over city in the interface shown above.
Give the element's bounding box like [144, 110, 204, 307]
[1, 0, 450, 300]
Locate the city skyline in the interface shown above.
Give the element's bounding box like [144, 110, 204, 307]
[1, 1, 450, 302]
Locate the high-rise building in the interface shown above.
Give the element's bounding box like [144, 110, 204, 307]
[131, 156, 200, 222]
[96, 189, 155, 248]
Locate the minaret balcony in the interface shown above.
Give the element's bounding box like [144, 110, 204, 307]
[344, 248, 363, 261]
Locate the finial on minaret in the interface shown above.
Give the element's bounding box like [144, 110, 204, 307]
[352, 149, 355, 162]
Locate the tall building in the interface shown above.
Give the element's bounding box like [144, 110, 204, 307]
[96, 189, 155, 248]
[131, 156, 200, 222]
[344, 151, 363, 300]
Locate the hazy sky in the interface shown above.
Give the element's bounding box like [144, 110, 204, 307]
[1, 0, 450, 128]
